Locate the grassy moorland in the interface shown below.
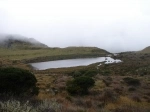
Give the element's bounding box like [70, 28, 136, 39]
[0, 47, 108, 63]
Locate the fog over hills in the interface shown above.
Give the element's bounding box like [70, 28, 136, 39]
[0, 34, 48, 49]
[0, 0, 150, 53]
[0, 34, 150, 53]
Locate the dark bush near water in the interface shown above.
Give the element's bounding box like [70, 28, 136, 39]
[0, 67, 39, 97]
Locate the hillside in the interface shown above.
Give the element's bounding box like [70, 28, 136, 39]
[0, 34, 48, 49]
[139, 46, 150, 53]
[0, 34, 109, 62]
[0, 46, 109, 63]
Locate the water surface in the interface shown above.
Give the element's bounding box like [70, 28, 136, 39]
[31, 57, 122, 70]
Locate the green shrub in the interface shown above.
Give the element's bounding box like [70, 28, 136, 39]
[0, 67, 39, 96]
[66, 76, 95, 95]
[84, 70, 98, 77]
[72, 69, 98, 78]
[123, 77, 141, 86]
[100, 69, 111, 76]
[73, 70, 82, 78]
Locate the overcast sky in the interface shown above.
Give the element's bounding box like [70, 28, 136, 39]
[0, 0, 150, 53]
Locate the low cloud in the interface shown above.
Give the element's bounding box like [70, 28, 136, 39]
[0, 0, 150, 53]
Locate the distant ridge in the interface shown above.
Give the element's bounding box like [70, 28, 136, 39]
[65, 46, 109, 54]
[0, 34, 48, 49]
[139, 46, 150, 53]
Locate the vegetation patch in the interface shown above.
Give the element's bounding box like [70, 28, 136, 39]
[66, 76, 95, 95]
[123, 77, 141, 86]
[0, 99, 61, 112]
[0, 67, 39, 96]
[71, 69, 98, 78]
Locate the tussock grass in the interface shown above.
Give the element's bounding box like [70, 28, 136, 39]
[105, 96, 150, 112]
[0, 99, 62, 112]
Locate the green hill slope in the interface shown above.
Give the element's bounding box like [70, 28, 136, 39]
[139, 46, 150, 53]
[0, 46, 109, 62]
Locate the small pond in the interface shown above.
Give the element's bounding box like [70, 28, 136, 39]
[31, 57, 122, 70]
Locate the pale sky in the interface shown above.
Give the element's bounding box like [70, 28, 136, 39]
[0, 0, 150, 52]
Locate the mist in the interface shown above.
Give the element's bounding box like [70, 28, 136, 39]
[0, 0, 150, 53]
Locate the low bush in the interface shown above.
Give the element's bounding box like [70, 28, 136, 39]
[100, 70, 111, 76]
[66, 76, 95, 95]
[72, 69, 98, 78]
[102, 89, 119, 103]
[123, 77, 141, 86]
[103, 77, 113, 86]
[128, 87, 136, 92]
[72, 70, 82, 78]
[0, 67, 39, 96]
[84, 70, 98, 77]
